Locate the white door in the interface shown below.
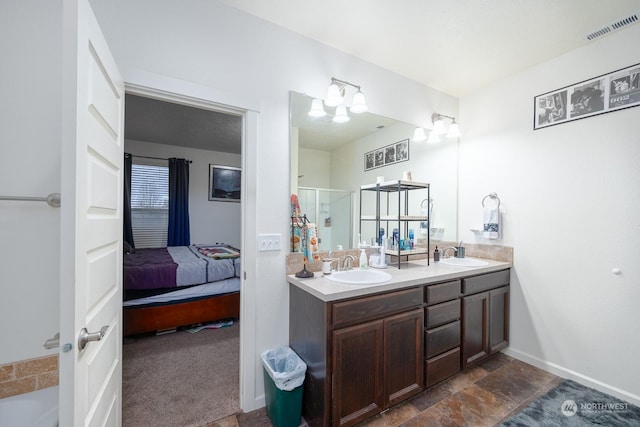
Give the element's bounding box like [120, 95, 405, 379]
[59, 0, 124, 425]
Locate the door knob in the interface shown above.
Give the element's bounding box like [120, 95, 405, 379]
[78, 325, 109, 350]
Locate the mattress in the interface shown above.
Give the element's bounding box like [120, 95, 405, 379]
[123, 277, 240, 307]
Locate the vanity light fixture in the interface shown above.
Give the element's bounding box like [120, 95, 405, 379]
[431, 113, 461, 139]
[311, 77, 368, 121]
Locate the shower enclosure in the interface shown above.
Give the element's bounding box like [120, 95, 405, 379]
[296, 187, 353, 252]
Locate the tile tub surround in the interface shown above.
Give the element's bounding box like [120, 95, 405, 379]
[286, 243, 513, 276]
[0, 355, 58, 399]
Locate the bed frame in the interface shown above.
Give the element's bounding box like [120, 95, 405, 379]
[123, 291, 240, 336]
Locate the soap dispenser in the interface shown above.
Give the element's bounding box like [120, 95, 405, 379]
[359, 249, 368, 269]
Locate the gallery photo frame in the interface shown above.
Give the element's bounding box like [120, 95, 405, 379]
[534, 62, 640, 130]
[208, 164, 241, 202]
[364, 138, 410, 171]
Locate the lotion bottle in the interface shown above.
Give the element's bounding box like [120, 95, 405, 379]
[359, 249, 368, 269]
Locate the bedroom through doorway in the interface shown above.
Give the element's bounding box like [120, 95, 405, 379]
[121, 92, 244, 425]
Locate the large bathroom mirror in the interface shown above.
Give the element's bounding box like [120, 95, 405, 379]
[290, 91, 458, 252]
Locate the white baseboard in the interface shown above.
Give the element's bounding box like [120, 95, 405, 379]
[503, 347, 640, 407]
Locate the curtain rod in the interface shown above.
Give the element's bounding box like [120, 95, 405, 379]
[128, 154, 192, 163]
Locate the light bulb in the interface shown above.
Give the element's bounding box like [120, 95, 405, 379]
[333, 105, 350, 123]
[308, 98, 327, 117]
[350, 90, 368, 113]
[447, 121, 461, 138]
[325, 83, 343, 107]
[427, 131, 441, 144]
[432, 118, 446, 135]
[412, 127, 427, 142]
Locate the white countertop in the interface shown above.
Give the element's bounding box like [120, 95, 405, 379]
[287, 258, 512, 302]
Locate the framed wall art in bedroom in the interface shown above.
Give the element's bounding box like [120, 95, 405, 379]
[209, 164, 241, 202]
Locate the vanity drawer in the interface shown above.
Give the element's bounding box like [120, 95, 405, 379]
[425, 320, 460, 358]
[332, 287, 423, 328]
[425, 280, 461, 304]
[426, 347, 461, 387]
[425, 299, 460, 329]
[463, 270, 510, 295]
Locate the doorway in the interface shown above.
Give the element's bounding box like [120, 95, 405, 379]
[122, 88, 247, 425]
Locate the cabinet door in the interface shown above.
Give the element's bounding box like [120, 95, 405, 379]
[462, 292, 489, 368]
[332, 320, 384, 427]
[489, 286, 510, 353]
[384, 308, 424, 406]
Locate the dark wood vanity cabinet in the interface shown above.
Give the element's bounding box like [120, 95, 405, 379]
[290, 286, 423, 427]
[289, 267, 510, 427]
[462, 269, 510, 368]
[424, 280, 462, 387]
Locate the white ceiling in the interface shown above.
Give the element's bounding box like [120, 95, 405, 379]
[219, 0, 639, 97]
[126, 1, 639, 153]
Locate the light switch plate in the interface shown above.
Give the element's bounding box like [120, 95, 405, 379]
[258, 233, 282, 251]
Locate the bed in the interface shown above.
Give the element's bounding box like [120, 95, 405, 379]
[123, 244, 241, 336]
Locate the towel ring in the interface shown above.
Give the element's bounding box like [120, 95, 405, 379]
[482, 193, 501, 209]
[420, 198, 433, 210]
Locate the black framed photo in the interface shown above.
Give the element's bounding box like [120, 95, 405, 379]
[364, 139, 410, 171]
[209, 164, 241, 202]
[534, 62, 640, 130]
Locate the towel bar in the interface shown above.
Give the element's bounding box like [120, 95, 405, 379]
[482, 192, 500, 209]
[0, 193, 61, 208]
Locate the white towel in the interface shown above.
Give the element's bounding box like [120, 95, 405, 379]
[483, 206, 500, 239]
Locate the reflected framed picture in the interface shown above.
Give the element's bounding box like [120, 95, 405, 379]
[364, 139, 409, 171]
[209, 164, 241, 202]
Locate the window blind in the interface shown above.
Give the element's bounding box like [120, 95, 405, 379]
[131, 163, 168, 248]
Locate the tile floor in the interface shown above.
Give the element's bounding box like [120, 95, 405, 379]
[206, 353, 561, 427]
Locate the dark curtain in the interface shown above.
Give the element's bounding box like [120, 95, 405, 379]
[168, 158, 191, 246]
[123, 153, 135, 248]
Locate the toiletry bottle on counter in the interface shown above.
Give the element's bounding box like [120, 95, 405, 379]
[434, 246, 440, 262]
[359, 249, 368, 269]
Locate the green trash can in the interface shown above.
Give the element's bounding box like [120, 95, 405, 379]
[261, 347, 307, 427]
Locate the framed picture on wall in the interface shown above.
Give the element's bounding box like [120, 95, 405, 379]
[209, 164, 241, 202]
[534, 62, 640, 130]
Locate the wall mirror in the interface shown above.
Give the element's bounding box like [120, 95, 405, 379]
[290, 91, 458, 252]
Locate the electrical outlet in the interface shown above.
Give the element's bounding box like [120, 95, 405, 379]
[258, 233, 282, 252]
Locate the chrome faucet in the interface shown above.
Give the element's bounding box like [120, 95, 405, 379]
[442, 247, 458, 259]
[341, 255, 357, 270]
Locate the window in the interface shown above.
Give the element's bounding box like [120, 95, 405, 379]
[131, 162, 168, 248]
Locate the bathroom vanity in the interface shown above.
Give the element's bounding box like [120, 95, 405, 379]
[288, 260, 511, 427]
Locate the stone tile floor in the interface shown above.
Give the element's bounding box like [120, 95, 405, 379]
[206, 353, 561, 427]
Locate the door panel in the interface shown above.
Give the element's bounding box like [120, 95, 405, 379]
[60, 0, 123, 425]
[332, 320, 384, 426]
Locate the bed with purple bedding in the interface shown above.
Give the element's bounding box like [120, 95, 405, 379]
[123, 244, 240, 298]
[123, 244, 242, 336]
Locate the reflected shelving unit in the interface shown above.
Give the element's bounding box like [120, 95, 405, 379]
[360, 180, 430, 269]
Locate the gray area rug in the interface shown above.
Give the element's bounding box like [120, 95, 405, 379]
[123, 322, 239, 426]
[501, 379, 640, 426]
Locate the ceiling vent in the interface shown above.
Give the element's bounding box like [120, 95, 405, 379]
[585, 13, 638, 41]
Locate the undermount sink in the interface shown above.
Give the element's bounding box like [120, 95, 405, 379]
[439, 257, 489, 267]
[325, 269, 392, 285]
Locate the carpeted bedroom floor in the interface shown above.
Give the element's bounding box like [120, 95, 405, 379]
[122, 322, 240, 427]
